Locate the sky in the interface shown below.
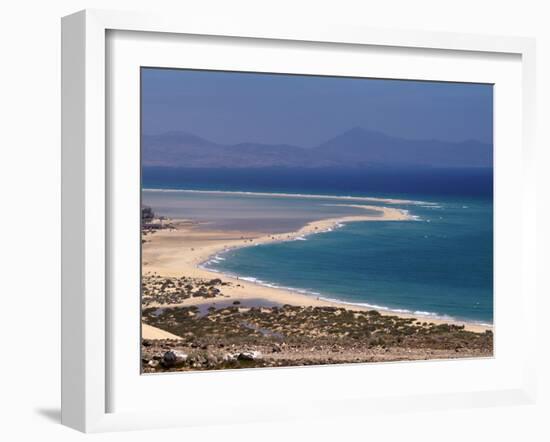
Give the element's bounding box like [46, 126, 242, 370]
[141, 68, 493, 147]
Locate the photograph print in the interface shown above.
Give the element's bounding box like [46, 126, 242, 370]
[140, 68, 493, 373]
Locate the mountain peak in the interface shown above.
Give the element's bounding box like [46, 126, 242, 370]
[344, 126, 367, 134]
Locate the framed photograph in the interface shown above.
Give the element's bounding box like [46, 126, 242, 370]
[61, 9, 537, 432]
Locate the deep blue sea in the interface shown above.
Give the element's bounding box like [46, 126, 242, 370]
[142, 167, 493, 324]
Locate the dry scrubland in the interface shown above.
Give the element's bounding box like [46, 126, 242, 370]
[141, 274, 493, 373]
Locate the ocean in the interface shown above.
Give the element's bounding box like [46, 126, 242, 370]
[142, 167, 493, 324]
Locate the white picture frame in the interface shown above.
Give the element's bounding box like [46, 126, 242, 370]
[61, 9, 537, 433]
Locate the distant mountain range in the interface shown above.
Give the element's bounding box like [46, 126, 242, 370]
[142, 127, 492, 169]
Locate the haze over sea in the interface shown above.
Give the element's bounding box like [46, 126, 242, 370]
[143, 167, 493, 324]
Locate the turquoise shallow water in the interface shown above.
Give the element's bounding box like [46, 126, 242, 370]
[143, 189, 493, 324]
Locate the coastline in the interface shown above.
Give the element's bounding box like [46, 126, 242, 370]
[142, 205, 492, 333]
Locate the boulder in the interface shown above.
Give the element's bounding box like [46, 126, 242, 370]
[161, 350, 188, 368]
[237, 351, 263, 361]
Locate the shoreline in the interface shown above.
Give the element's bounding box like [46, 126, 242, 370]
[142, 205, 492, 333]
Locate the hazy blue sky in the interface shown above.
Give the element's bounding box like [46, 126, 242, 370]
[141, 68, 493, 146]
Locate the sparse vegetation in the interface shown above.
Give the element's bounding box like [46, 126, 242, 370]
[142, 274, 228, 307]
[141, 304, 493, 372]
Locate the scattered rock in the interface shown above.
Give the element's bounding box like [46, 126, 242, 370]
[223, 353, 237, 362]
[205, 353, 219, 365]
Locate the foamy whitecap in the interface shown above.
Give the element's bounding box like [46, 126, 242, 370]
[419, 204, 443, 209]
[240, 276, 261, 283]
[314, 296, 458, 321]
[402, 209, 422, 221]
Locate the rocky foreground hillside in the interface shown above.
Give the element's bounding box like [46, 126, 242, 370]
[141, 302, 493, 372]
